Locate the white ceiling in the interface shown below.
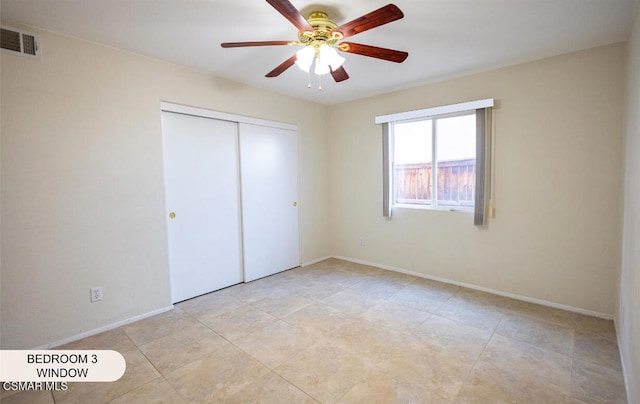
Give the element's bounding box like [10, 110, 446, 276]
[1, 0, 638, 105]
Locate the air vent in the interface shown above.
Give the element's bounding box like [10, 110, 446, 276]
[1, 26, 40, 58]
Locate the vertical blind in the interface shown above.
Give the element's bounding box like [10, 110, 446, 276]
[474, 107, 492, 226]
[382, 122, 392, 218]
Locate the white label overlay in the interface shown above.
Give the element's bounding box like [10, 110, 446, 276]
[0, 350, 126, 382]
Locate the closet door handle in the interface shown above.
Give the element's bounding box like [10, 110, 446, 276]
[293, 202, 297, 207]
[169, 212, 176, 219]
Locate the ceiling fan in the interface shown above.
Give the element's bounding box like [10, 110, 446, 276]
[221, 0, 408, 87]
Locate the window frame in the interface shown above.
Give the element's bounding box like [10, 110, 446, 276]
[391, 110, 477, 212]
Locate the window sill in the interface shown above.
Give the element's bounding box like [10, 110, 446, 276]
[393, 203, 474, 213]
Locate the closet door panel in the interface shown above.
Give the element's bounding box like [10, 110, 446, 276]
[162, 112, 242, 303]
[239, 123, 300, 281]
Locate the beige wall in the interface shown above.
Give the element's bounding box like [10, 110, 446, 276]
[327, 43, 625, 316]
[0, 30, 332, 349]
[0, 25, 630, 353]
[618, 8, 640, 403]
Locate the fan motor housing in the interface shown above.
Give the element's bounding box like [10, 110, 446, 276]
[298, 11, 342, 45]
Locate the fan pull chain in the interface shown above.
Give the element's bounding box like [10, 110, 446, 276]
[318, 74, 322, 91]
[307, 71, 311, 89]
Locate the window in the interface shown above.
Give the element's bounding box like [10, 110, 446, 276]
[377, 99, 493, 225]
[393, 112, 477, 209]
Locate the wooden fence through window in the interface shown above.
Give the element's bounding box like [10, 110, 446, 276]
[394, 159, 476, 206]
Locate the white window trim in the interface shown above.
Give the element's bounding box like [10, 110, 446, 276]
[375, 98, 494, 124]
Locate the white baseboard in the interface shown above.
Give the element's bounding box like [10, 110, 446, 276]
[301, 255, 332, 267]
[333, 256, 613, 320]
[34, 305, 174, 349]
[614, 319, 635, 403]
[32, 257, 612, 349]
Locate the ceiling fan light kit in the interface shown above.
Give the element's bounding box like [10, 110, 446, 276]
[221, 0, 409, 90]
[295, 44, 344, 73]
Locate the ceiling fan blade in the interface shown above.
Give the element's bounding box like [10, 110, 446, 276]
[266, 54, 297, 77]
[330, 66, 349, 82]
[331, 4, 404, 39]
[266, 0, 314, 33]
[339, 42, 408, 63]
[221, 41, 293, 48]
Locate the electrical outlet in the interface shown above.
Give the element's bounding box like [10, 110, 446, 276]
[358, 237, 365, 247]
[90, 287, 103, 302]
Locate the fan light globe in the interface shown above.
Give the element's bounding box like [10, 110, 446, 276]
[314, 58, 330, 75]
[319, 44, 345, 70]
[295, 46, 315, 72]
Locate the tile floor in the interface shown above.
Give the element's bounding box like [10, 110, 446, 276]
[2, 259, 627, 403]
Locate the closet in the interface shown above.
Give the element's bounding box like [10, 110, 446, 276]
[161, 104, 300, 303]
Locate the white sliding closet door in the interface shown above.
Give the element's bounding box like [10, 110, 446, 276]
[162, 112, 243, 303]
[240, 123, 300, 281]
